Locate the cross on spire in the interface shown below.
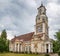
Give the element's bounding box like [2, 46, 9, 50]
[41, 1, 43, 6]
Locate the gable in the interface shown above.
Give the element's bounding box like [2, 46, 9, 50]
[11, 32, 34, 43]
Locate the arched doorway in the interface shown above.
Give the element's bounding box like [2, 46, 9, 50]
[46, 44, 49, 53]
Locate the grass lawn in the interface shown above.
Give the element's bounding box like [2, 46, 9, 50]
[0, 53, 45, 56]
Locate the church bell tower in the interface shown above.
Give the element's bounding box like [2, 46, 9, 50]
[35, 3, 49, 40]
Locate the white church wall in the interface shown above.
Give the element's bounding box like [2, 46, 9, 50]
[31, 43, 34, 52]
[9, 43, 13, 52]
[37, 43, 42, 53]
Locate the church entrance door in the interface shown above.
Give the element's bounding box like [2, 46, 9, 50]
[46, 44, 49, 53]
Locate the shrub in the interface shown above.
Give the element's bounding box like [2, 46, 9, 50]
[58, 50, 60, 56]
[45, 53, 49, 56]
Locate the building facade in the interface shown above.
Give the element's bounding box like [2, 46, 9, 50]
[9, 4, 53, 53]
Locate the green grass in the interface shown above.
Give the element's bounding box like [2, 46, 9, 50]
[0, 53, 44, 56]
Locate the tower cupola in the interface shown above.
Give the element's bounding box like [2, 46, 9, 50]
[37, 3, 46, 15]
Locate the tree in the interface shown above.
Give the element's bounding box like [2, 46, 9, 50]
[1, 29, 7, 40]
[53, 30, 60, 55]
[5, 40, 9, 52]
[0, 37, 5, 52]
[0, 29, 9, 52]
[53, 40, 59, 53]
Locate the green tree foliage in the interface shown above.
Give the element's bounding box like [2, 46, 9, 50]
[0, 29, 9, 52]
[0, 38, 5, 52]
[53, 40, 59, 53]
[53, 30, 60, 55]
[1, 29, 7, 40]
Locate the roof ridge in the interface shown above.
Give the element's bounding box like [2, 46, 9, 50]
[11, 32, 34, 42]
[16, 32, 34, 37]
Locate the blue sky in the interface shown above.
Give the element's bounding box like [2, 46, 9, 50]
[0, 0, 60, 40]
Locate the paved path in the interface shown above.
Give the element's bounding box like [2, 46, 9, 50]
[50, 53, 58, 56]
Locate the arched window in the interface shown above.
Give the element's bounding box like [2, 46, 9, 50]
[19, 44, 21, 52]
[29, 46, 31, 52]
[16, 43, 18, 52]
[37, 26, 42, 32]
[38, 17, 40, 20]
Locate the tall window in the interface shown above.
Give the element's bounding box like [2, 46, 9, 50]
[16, 43, 18, 52]
[29, 46, 31, 52]
[37, 26, 42, 32]
[25, 46, 28, 52]
[19, 44, 21, 52]
[38, 27, 41, 32]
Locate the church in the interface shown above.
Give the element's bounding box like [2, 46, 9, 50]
[9, 3, 53, 53]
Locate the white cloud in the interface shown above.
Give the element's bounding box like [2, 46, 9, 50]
[0, 0, 60, 40]
[46, 1, 60, 39]
[47, 2, 60, 17]
[47, 0, 58, 3]
[0, 24, 4, 27]
[24, 0, 37, 8]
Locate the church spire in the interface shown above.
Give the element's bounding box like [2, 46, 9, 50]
[41, 1, 43, 7]
[37, 2, 46, 15]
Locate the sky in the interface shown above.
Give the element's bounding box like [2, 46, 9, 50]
[0, 0, 60, 40]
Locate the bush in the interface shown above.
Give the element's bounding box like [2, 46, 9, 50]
[30, 51, 32, 54]
[45, 53, 49, 56]
[58, 51, 60, 56]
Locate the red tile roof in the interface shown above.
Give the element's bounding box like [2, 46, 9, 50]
[11, 32, 34, 43]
